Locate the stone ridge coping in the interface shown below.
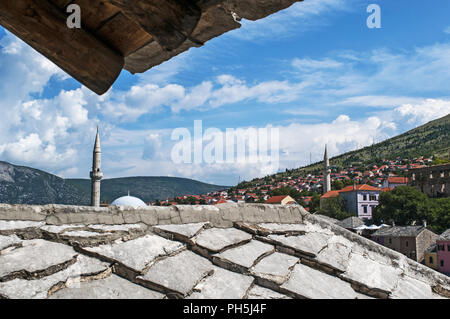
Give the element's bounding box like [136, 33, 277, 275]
[306, 213, 450, 286]
[0, 203, 305, 228]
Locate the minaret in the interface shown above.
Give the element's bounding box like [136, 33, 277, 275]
[323, 144, 331, 194]
[90, 127, 103, 207]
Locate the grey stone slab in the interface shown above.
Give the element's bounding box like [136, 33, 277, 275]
[247, 285, 291, 299]
[259, 222, 334, 235]
[85, 234, 184, 272]
[49, 274, 164, 299]
[188, 267, 254, 299]
[194, 227, 252, 252]
[0, 255, 109, 299]
[342, 252, 403, 293]
[61, 230, 109, 238]
[316, 235, 353, 272]
[258, 223, 307, 233]
[0, 235, 22, 251]
[0, 239, 78, 280]
[154, 222, 208, 238]
[0, 220, 45, 231]
[250, 252, 298, 285]
[138, 250, 214, 296]
[268, 232, 331, 256]
[40, 224, 84, 234]
[213, 240, 274, 269]
[281, 263, 360, 299]
[87, 224, 145, 232]
[390, 276, 442, 299]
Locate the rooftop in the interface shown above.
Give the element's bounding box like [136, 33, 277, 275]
[372, 226, 428, 237]
[0, 203, 449, 299]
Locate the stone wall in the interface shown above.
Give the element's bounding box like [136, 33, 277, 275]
[408, 164, 450, 197]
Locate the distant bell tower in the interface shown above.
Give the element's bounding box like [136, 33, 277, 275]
[90, 127, 103, 207]
[323, 145, 331, 194]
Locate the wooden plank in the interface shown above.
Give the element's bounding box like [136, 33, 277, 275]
[0, 0, 124, 95]
[96, 12, 152, 56]
[72, 0, 121, 31]
[107, 0, 201, 51]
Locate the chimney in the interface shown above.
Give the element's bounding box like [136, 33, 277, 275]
[423, 220, 427, 228]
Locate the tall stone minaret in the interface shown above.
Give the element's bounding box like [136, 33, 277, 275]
[323, 144, 331, 194]
[90, 127, 103, 207]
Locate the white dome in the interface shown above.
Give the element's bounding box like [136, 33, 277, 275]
[111, 195, 147, 208]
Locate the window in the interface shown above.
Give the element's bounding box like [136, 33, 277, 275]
[370, 195, 377, 201]
[363, 205, 368, 214]
[441, 260, 444, 267]
[363, 194, 367, 201]
[405, 241, 409, 247]
[448, 245, 450, 252]
[429, 256, 433, 264]
[438, 245, 445, 251]
[389, 238, 392, 244]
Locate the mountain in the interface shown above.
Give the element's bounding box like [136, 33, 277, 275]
[67, 177, 228, 204]
[0, 161, 227, 205]
[0, 161, 86, 205]
[241, 113, 450, 184]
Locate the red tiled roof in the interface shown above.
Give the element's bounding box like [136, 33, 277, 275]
[339, 184, 380, 193]
[382, 187, 392, 192]
[387, 177, 408, 184]
[321, 190, 341, 199]
[265, 195, 289, 204]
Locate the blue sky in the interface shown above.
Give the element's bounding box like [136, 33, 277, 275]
[0, 0, 450, 186]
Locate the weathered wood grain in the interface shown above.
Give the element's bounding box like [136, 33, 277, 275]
[106, 0, 201, 51]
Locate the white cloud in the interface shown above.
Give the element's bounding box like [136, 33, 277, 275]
[292, 58, 343, 70]
[231, 0, 354, 41]
[444, 26, 450, 34]
[392, 99, 450, 127]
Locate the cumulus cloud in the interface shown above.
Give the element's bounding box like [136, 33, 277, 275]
[392, 99, 450, 127]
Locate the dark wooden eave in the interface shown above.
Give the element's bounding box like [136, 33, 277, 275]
[0, 0, 302, 95]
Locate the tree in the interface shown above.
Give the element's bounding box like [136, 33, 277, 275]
[372, 186, 429, 225]
[319, 197, 352, 220]
[372, 186, 450, 234]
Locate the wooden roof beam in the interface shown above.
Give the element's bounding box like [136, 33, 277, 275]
[106, 0, 201, 51]
[0, 0, 124, 95]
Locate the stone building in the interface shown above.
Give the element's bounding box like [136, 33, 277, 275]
[408, 163, 450, 197]
[372, 225, 439, 263]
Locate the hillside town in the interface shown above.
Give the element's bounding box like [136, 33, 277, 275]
[149, 146, 450, 277]
[152, 152, 432, 208]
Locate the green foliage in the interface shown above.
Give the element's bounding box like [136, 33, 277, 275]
[319, 197, 353, 220]
[373, 186, 450, 234]
[309, 193, 321, 213]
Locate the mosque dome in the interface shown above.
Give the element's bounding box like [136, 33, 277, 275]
[111, 195, 147, 208]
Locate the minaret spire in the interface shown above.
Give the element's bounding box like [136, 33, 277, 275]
[90, 127, 103, 207]
[323, 144, 331, 194]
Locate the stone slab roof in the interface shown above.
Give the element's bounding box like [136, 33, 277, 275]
[0, 203, 449, 299]
[372, 226, 427, 238]
[439, 229, 450, 241]
[336, 217, 364, 229]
